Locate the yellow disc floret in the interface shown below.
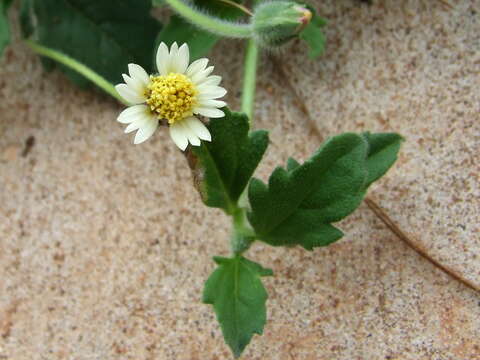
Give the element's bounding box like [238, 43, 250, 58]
[145, 73, 197, 124]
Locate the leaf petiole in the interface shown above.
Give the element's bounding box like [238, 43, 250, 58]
[231, 206, 255, 255]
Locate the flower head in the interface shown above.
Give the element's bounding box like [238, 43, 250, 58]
[115, 42, 227, 150]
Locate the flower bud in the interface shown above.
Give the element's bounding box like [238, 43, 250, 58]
[252, 1, 312, 47]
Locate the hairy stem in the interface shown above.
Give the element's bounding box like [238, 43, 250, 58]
[164, 0, 252, 38]
[241, 39, 259, 123]
[25, 40, 126, 104]
[231, 207, 255, 255]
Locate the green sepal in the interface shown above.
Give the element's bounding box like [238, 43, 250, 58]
[203, 255, 273, 358]
[190, 108, 269, 214]
[21, 0, 161, 86]
[252, 1, 309, 47]
[299, 5, 327, 59]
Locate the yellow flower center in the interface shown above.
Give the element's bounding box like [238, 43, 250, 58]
[145, 73, 197, 124]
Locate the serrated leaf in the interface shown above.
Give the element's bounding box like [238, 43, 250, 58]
[154, 0, 247, 61]
[299, 5, 327, 59]
[248, 133, 369, 250]
[203, 256, 272, 358]
[22, 0, 161, 86]
[190, 108, 269, 214]
[0, 0, 13, 57]
[363, 132, 403, 188]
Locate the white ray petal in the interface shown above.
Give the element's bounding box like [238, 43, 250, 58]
[196, 83, 226, 94]
[197, 99, 227, 108]
[122, 74, 145, 96]
[171, 43, 189, 74]
[198, 86, 227, 100]
[165, 42, 179, 74]
[124, 114, 152, 133]
[191, 66, 214, 85]
[185, 117, 211, 141]
[115, 84, 146, 104]
[133, 118, 158, 144]
[185, 58, 208, 77]
[179, 121, 200, 146]
[128, 63, 150, 86]
[117, 105, 149, 124]
[156, 42, 170, 75]
[196, 75, 222, 87]
[193, 107, 225, 118]
[169, 122, 189, 151]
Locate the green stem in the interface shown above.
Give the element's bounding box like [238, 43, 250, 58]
[164, 0, 252, 38]
[25, 40, 126, 105]
[240, 38, 259, 123]
[231, 207, 255, 255]
[236, 40, 260, 209]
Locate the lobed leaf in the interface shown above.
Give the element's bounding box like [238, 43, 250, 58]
[248, 133, 368, 249]
[190, 108, 268, 214]
[363, 132, 403, 188]
[248, 132, 402, 250]
[203, 255, 272, 358]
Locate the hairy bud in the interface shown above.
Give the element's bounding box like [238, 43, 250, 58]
[252, 1, 312, 47]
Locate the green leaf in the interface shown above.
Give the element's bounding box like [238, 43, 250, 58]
[190, 108, 269, 214]
[0, 0, 13, 57]
[363, 132, 403, 188]
[22, 0, 161, 86]
[248, 133, 369, 250]
[203, 256, 272, 358]
[154, 0, 247, 61]
[299, 6, 327, 59]
[19, 0, 34, 39]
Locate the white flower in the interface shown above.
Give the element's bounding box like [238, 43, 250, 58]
[115, 42, 227, 149]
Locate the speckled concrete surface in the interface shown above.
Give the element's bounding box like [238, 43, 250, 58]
[1, 1, 480, 359]
[280, 0, 480, 289]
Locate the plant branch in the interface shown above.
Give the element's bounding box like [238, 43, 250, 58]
[25, 40, 126, 104]
[364, 198, 479, 292]
[231, 207, 255, 255]
[241, 39, 259, 123]
[164, 0, 252, 38]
